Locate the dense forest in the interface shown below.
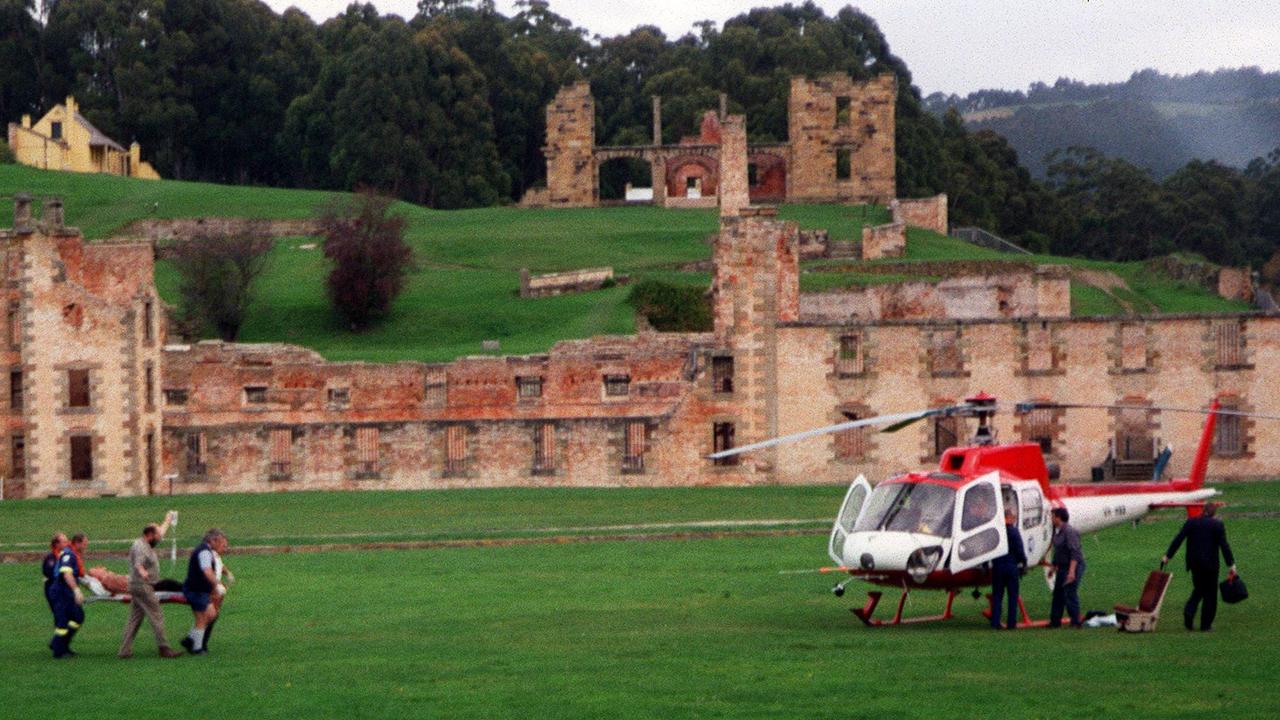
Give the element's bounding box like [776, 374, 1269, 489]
[3, 1, 1280, 268]
[925, 68, 1280, 178]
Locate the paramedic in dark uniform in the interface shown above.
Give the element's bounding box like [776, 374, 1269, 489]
[990, 508, 1027, 629]
[42, 533, 68, 616]
[49, 533, 87, 658]
[181, 528, 228, 655]
[1048, 508, 1085, 628]
[1163, 502, 1237, 631]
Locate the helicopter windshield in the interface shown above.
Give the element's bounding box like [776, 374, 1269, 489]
[853, 481, 957, 537]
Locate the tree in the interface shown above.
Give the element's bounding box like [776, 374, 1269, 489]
[318, 193, 414, 330]
[170, 233, 273, 341]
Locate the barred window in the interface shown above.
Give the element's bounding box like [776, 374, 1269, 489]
[1214, 321, 1244, 368]
[623, 421, 646, 473]
[1213, 401, 1243, 457]
[445, 425, 467, 476]
[269, 428, 292, 478]
[712, 422, 737, 467]
[533, 423, 555, 473]
[356, 426, 379, 474]
[517, 376, 543, 399]
[11, 433, 25, 478]
[1021, 408, 1056, 454]
[424, 374, 447, 407]
[10, 369, 21, 411]
[604, 375, 631, 397]
[836, 334, 863, 376]
[834, 410, 868, 461]
[328, 387, 350, 405]
[186, 433, 207, 474]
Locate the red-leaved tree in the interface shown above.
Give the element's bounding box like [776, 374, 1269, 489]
[318, 192, 414, 330]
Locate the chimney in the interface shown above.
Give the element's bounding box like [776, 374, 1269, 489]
[65, 96, 76, 116]
[14, 193, 34, 233]
[21, 114, 31, 129]
[42, 196, 64, 230]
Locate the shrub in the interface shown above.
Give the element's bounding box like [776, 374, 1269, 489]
[171, 233, 273, 341]
[317, 192, 414, 330]
[626, 280, 712, 332]
[0, 141, 15, 164]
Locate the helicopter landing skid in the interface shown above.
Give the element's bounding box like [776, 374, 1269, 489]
[851, 587, 957, 626]
[981, 594, 1051, 628]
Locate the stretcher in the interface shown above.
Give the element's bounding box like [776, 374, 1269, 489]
[80, 576, 189, 604]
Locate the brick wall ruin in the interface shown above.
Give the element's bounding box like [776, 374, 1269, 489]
[799, 266, 1071, 323]
[5, 198, 1279, 498]
[787, 74, 897, 204]
[891, 194, 948, 234]
[118, 217, 321, 243]
[860, 221, 906, 260]
[534, 74, 895, 209]
[520, 267, 615, 298]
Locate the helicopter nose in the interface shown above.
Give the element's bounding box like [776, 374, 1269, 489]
[860, 552, 875, 570]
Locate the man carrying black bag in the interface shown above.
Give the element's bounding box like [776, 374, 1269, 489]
[1162, 503, 1237, 632]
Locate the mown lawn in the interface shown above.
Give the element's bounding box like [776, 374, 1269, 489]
[0, 481, 1276, 719]
[3, 164, 1252, 363]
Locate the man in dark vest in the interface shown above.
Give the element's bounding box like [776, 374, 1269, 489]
[181, 528, 228, 655]
[49, 534, 87, 658]
[990, 508, 1028, 629]
[1048, 507, 1085, 628]
[1163, 502, 1237, 631]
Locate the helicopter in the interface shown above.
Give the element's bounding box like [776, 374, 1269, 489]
[709, 393, 1262, 626]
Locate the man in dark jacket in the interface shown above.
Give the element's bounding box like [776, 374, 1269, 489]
[1048, 507, 1085, 628]
[1163, 503, 1237, 631]
[990, 508, 1027, 629]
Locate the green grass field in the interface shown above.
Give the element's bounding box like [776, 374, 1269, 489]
[2, 165, 1250, 363]
[1, 482, 1278, 718]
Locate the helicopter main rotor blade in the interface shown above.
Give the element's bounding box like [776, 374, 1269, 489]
[706, 408, 945, 460]
[1016, 401, 1280, 422]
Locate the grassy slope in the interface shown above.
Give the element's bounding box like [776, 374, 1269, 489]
[3, 165, 1250, 363]
[0, 481, 1276, 719]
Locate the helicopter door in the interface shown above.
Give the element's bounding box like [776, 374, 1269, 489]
[828, 475, 871, 565]
[948, 472, 1008, 573]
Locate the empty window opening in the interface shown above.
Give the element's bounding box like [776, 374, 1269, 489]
[144, 363, 154, 410]
[68, 369, 90, 408]
[712, 356, 734, 394]
[712, 422, 738, 466]
[604, 374, 630, 397]
[9, 369, 21, 411]
[835, 96, 851, 126]
[70, 435, 93, 481]
[11, 434, 25, 478]
[244, 386, 268, 404]
[186, 433, 207, 474]
[836, 147, 852, 180]
[836, 334, 863, 376]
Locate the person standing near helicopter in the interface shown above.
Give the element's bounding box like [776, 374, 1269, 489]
[1048, 508, 1086, 628]
[990, 508, 1027, 629]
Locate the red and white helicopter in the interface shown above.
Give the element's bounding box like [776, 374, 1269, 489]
[710, 393, 1260, 626]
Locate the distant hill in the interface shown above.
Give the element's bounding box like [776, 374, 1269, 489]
[925, 68, 1280, 178]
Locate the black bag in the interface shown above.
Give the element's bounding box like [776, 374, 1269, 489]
[1220, 574, 1248, 604]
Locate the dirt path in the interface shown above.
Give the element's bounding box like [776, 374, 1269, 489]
[1071, 269, 1135, 313]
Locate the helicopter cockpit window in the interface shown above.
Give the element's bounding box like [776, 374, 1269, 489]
[1001, 486, 1019, 525]
[960, 483, 998, 532]
[853, 482, 956, 537]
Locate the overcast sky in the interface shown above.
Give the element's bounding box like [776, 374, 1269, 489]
[261, 0, 1280, 96]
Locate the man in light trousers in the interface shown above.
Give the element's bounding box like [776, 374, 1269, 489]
[119, 511, 182, 659]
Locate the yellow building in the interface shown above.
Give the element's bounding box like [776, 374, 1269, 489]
[7, 96, 160, 179]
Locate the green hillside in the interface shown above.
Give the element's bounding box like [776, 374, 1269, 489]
[1, 165, 1249, 362]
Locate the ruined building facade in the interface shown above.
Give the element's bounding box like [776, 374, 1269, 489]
[3, 190, 1278, 498]
[529, 74, 897, 209]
